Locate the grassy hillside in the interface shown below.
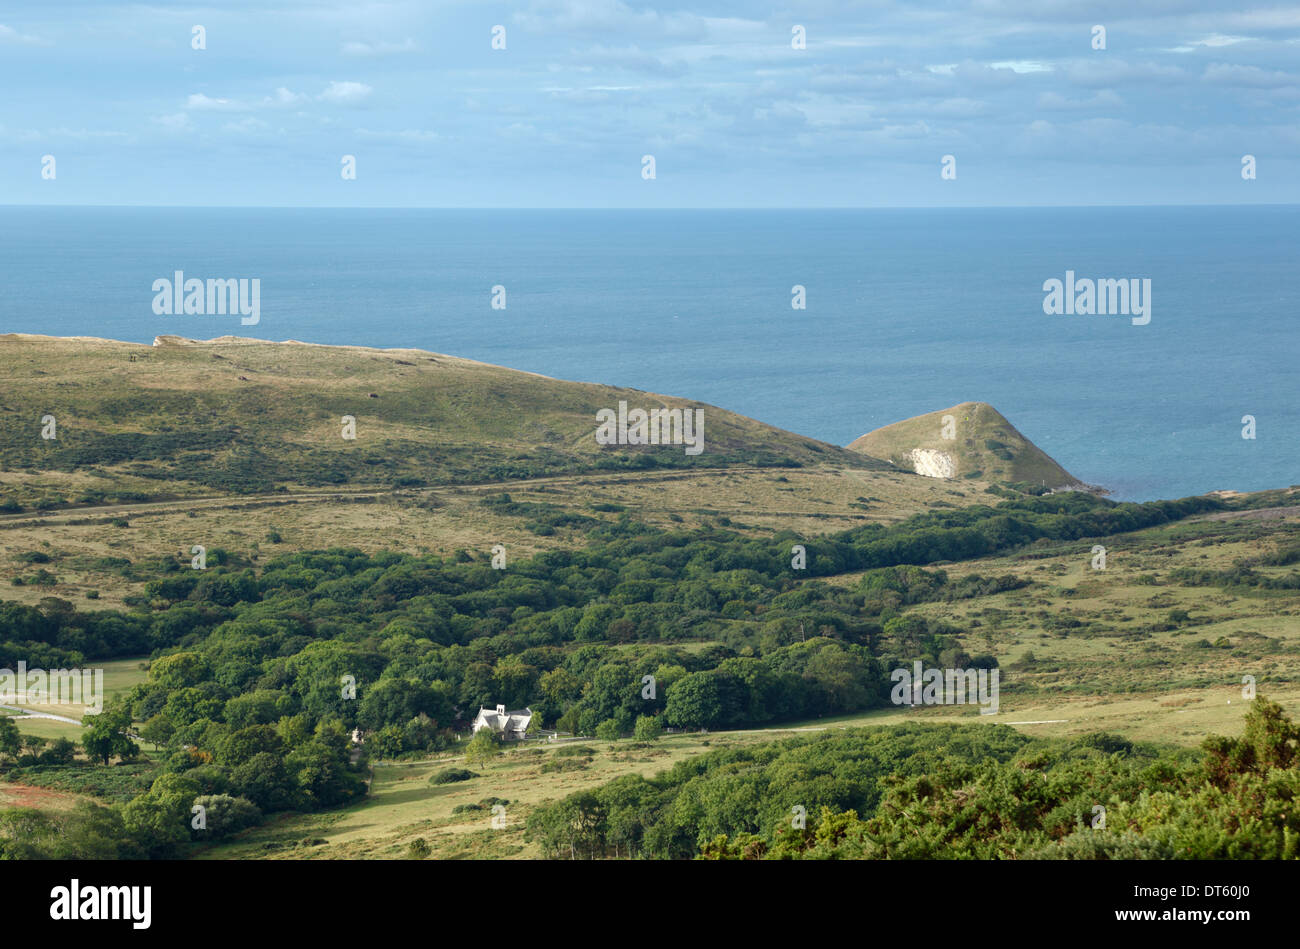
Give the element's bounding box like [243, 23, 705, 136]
[1, 335, 996, 612]
[0, 334, 889, 507]
[848, 401, 1089, 491]
[4, 335, 1297, 863]
[0, 463, 992, 612]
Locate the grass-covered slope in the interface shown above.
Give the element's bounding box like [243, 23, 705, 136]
[848, 401, 1089, 491]
[0, 334, 890, 499]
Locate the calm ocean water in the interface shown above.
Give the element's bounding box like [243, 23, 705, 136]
[1, 206, 1295, 502]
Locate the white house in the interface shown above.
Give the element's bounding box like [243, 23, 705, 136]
[471, 704, 532, 740]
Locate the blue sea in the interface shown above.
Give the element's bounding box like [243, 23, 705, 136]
[1, 205, 1296, 502]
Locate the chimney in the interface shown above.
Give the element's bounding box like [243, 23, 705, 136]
[496, 704, 506, 717]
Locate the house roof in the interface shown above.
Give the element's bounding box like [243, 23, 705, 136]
[475, 706, 532, 730]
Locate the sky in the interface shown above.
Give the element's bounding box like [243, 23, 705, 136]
[1, 1, 1298, 207]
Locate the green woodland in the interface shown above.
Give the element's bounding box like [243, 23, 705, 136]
[527, 699, 1300, 859]
[2, 489, 1297, 858]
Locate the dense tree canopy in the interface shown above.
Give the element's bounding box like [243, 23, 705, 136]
[0, 490, 1250, 857]
[530, 698, 1300, 860]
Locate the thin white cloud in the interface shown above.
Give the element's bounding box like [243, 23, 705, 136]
[0, 23, 43, 45]
[186, 93, 241, 111]
[990, 60, 1052, 74]
[319, 81, 373, 105]
[184, 84, 369, 113]
[1193, 34, 1252, 47]
[1203, 63, 1299, 87]
[342, 38, 417, 56]
[1164, 33, 1253, 53]
[269, 87, 310, 107]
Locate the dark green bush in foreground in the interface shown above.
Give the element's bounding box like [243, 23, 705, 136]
[430, 767, 478, 785]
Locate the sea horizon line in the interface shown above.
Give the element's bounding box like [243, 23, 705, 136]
[1, 202, 1297, 212]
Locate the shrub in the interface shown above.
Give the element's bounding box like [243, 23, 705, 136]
[191, 794, 261, 839]
[463, 729, 501, 767]
[633, 715, 662, 742]
[430, 767, 478, 785]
